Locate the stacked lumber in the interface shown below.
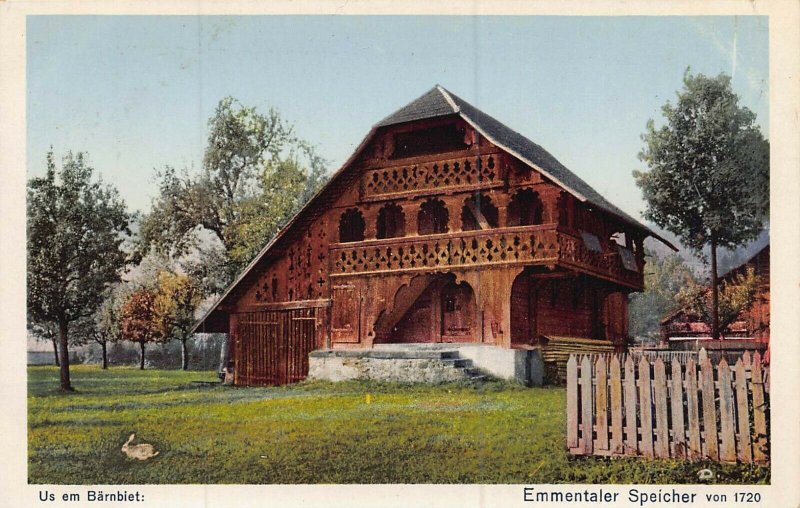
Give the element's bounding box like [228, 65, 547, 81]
[540, 336, 615, 384]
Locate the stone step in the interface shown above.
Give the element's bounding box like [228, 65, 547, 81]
[309, 344, 493, 384]
[440, 358, 473, 368]
[309, 349, 460, 360]
[462, 367, 483, 377]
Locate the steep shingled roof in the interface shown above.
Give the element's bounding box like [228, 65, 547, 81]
[383, 86, 673, 243]
[192, 86, 674, 333]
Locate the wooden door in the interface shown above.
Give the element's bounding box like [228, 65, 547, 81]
[234, 307, 320, 386]
[331, 284, 360, 343]
[441, 282, 475, 342]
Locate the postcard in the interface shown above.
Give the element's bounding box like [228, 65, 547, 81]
[1, 1, 798, 507]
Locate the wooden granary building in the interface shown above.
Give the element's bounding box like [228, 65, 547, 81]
[194, 86, 674, 386]
[659, 243, 770, 358]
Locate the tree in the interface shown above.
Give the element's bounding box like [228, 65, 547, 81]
[119, 287, 161, 370]
[634, 71, 769, 340]
[27, 151, 132, 390]
[154, 271, 203, 370]
[676, 267, 760, 334]
[228, 157, 326, 267]
[629, 249, 697, 341]
[138, 97, 327, 287]
[89, 287, 126, 369]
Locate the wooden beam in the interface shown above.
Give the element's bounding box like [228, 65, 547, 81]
[465, 198, 491, 230]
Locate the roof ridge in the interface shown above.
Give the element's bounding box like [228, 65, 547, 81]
[436, 85, 461, 113]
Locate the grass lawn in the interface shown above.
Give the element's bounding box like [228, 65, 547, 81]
[28, 366, 769, 484]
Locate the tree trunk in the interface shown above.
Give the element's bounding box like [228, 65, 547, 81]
[101, 341, 108, 370]
[58, 318, 73, 391]
[139, 341, 146, 370]
[219, 335, 230, 373]
[52, 338, 60, 367]
[710, 238, 720, 340]
[182, 338, 189, 371]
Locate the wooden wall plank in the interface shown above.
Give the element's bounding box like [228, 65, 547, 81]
[734, 358, 753, 463]
[653, 358, 669, 458]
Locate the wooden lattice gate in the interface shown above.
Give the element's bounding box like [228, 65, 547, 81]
[232, 303, 327, 386]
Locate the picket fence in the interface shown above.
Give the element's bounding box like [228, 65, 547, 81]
[566, 350, 769, 464]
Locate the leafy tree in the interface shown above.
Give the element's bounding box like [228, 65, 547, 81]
[676, 267, 760, 334]
[27, 151, 132, 390]
[119, 287, 162, 370]
[629, 249, 697, 341]
[87, 286, 126, 369]
[154, 271, 203, 370]
[138, 97, 327, 287]
[634, 71, 769, 340]
[228, 157, 326, 267]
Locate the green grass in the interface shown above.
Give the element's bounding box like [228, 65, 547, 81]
[28, 366, 769, 484]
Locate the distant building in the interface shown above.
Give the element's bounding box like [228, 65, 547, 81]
[659, 243, 770, 360]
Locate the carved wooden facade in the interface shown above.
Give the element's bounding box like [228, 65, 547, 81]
[194, 86, 674, 386]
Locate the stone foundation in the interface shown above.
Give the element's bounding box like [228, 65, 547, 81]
[308, 344, 544, 385]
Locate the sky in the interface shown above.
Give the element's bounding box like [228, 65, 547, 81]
[27, 15, 769, 228]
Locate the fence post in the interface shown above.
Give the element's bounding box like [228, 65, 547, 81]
[670, 360, 686, 459]
[609, 355, 623, 454]
[734, 358, 753, 463]
[717, 357, 736, 462]
[624, 355, 638, 455]
[685, 357, 702, 460]
[638, 356, 654, 458]
[566, 355, 578, 450]
[751, 352, 768, 464]
[595, 356, 609, 452]
[580, 355, 594, 455]
[700, 351, 719, 460]
[653, 358, 669, 458]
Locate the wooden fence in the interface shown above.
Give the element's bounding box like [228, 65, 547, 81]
[567, 350, 769, 464]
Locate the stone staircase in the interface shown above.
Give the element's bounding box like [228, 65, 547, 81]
[308, 343, 488, 383]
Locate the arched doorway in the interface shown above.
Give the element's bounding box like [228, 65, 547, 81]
[388, 275, 478, 343]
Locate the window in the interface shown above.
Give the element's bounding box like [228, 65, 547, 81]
[392, 124, 468, 159]
[507, 188, 543, 226]
[418, 198, 449, 235]
[461, 194, 498, 231]
[376, 203, 406, 239]
[339, 208, 365, 243]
